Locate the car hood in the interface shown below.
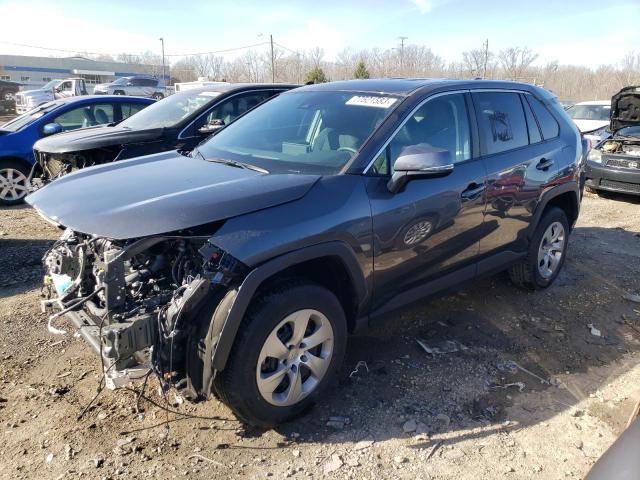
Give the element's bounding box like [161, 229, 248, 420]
[26, 151, 320, 239]
[573, 119, 609, 133]
[611, 86, 640, 133]
[33, 125, 165, 154]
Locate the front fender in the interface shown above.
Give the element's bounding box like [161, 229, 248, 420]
[211, 241, 369, 371]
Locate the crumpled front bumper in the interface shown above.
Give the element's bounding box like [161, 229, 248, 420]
[53, 307, 154, 389]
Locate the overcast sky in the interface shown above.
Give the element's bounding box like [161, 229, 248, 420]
[0, 0, 637, 68]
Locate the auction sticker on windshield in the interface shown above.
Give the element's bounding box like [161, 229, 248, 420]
[346, 96, 398, 108]
[199, 92, 222, 98]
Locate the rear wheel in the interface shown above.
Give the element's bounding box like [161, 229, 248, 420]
[113, 90, 125, 95]
[0, 159, 31, 205]
[509, 206, 569, 290]
[152, 92, 164, 100]
[213, 282, 347, 427]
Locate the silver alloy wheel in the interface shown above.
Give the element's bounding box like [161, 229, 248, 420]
[0, 167, 29, 202]
[537, 221, 565, 279]
[256, 309, 334, 407]
[404, 220, 433, 246]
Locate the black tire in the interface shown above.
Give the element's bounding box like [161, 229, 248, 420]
[213, 282, 347, 427]
[152, 93, 164, 100]
[585, 185, 597, 194]
[509, 206, 569, 290]
[113, 90, 125, 95]
[0, 159, 31, 206]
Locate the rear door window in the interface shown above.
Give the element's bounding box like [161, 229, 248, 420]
[526, 95, 560, 139]
[472, 92, 529, 155]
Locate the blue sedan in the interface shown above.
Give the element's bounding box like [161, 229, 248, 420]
[0, 95, 154, 205]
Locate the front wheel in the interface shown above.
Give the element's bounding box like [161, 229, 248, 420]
[0, 159, 31, 205]
[152, 92, 164, 100]
[509, 206, 569, 290]
[214, 282, 347, 427]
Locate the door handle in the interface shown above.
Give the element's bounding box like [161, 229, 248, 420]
[536, 158, 554, 170]
[461, 183, 485, 201]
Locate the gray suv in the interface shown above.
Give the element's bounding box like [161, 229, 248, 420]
[28, 79, 586, 427]
[94, 76, 166, 99]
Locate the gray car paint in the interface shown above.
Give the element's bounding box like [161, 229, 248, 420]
[27, 79, 582, 332]
[26, 150, 320, 239]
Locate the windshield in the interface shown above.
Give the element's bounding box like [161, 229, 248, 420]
[41, 80, 59, 90]
[567, 104, 610, 121]
[197, 91, 400, 174]
[111, 77, 129, 86]
[119, 91, 219, 130]
[1, 101, 62, 132]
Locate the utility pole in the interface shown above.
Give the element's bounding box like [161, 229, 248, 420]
[398, 36, 408, 74]
[270, 34, 275, 83]
[159, 37, 166, 84]
[482, 38, 489, 79]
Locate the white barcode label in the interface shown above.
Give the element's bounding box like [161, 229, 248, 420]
[346, 95, 398, 108]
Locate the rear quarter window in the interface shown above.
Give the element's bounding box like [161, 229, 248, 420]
[472, 92, 529, 155]
[526, 95, 560, 140]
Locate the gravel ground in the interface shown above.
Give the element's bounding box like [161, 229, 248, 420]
[1, 191, 639, 480]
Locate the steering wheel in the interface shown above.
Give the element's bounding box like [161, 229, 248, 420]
[337, 146, 358, 155]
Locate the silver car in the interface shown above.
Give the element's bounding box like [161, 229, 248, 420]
[94, 76, 166, 99]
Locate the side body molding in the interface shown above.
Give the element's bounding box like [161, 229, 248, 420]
[212, 241, 369, 370]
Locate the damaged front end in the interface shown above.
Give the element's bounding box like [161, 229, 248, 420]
[41, 228, 247, 392]
[33, 147, 121, 187]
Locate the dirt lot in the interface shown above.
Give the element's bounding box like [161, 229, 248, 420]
[1, 191, 639, 480]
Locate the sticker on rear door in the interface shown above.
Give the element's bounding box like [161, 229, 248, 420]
[346, 96, 398, 108]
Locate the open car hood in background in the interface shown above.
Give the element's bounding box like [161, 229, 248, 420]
[611, 86, 640, 133]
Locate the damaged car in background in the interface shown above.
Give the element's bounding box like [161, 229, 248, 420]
[31, 83, 297, 186]
[27, 79, 585, 427]
[586, 86, 640, 196]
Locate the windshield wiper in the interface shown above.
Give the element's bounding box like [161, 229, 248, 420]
[194, 150, 268, 173]
[208, 157, 269, 173]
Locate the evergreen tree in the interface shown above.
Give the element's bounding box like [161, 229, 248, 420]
[304, 67, 328, 84]
[354, 61, 371, 79]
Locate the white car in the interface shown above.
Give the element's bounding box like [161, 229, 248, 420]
[565, 100, 611, 142]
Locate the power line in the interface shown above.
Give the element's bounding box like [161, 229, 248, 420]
[0, 39, 271, 59]
[165, 42, 269, 57]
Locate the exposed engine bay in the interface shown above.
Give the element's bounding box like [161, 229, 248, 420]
[35, 148, 120, 183]
[41, 228, 247, 393]
[601, 139, 640, 157]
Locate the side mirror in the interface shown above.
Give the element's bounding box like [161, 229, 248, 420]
[126, 82, 133, 86]
[42, 123, 63, 136]
[387, 145, 454, 193]
[198, 119, 225, 135]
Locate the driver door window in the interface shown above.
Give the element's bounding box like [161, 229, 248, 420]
[202, 91, 273, 129]
[371, 93, 471, 175]
[58, 81, 73, 93]
[53, 104, 115, 131]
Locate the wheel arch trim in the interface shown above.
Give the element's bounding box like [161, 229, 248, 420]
[211, 241, 368, 371]
[527, 182, 580, 240]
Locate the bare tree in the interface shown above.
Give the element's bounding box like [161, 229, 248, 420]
[498, 47, 538, 81]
